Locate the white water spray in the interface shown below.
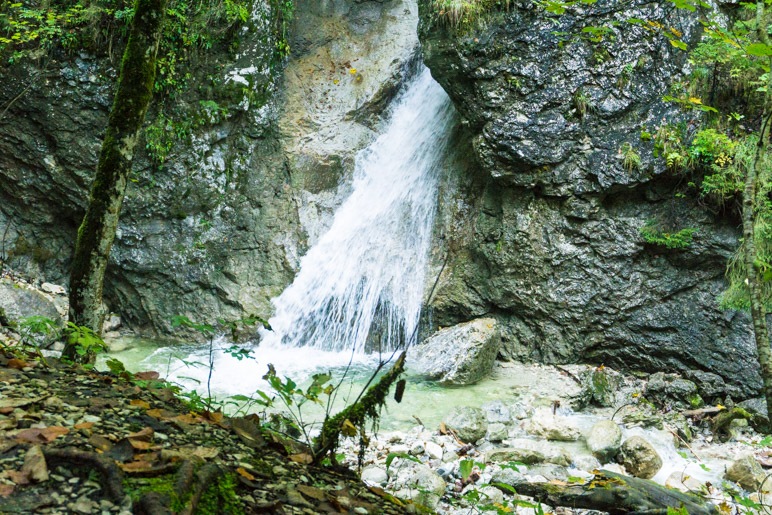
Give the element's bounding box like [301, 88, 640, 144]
[128, 67, 455, 396]
[261, 67, 455, 355]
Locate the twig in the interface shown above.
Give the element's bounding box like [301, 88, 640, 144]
[664, 423, 702, 463]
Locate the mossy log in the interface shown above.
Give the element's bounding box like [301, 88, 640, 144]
[65, 0, 167, 361]
[501, 470, 718, 515]
[313, 353, 406, 463]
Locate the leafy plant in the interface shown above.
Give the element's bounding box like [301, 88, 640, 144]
[640, 222, 697, 250]
[573, 89, 592, 118]
[620, 142, 641, 171]
[64, 322, 108, 361]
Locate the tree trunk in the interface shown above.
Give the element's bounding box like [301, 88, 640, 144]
[745, 0, 772, 425]
[64, 0, 166, 362]
[503, 470, 718, 515]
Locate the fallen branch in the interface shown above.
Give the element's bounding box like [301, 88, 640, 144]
[499, 470, 718, 515]
[313, 353, 406, 463]
[43, 448, 125, 502]
[683, 407, 724, 418]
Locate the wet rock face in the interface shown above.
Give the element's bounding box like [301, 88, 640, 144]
[420, 1, 758, 397]
[0, 0, 419, 337]
[0, 10, 293, 336]
[409, 317, 500, 385]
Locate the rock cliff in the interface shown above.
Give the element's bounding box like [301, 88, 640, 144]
[420, 0, 757, 398]
[0, 0, 419, 336]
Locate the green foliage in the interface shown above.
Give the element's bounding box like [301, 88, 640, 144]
[0, 0, 288, 96]
[428, 0, 511, 31]
[640, 222, 697, 250]
[196, 473, 243, 514]
[620, 142, 641, 171]
[64, 321, 108, 359]
[573, 89, 592, 118]
[268, 0, 293, 60]
[720, 137, 772, 311]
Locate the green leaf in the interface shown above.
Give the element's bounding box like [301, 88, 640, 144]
[746, 43, 772, 56]
[459, 459, 474, 481]
[669, 39, 688, 51]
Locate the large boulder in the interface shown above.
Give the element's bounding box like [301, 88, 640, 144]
[410, 318, 500, 385]
[725, 456, 770, 493]
[585, 420, 622, 463]
[0, 279, 63, 325]
[524, 408, 581, 442]
[443, 406, 488, 443]
[618, 436, 662, 479]
[646, 372, 702, 409]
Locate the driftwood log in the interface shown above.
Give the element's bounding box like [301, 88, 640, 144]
[499, 470, 718, 515]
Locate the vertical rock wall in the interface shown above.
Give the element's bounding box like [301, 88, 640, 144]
[420, 0, 758, 398]
[0, 0, 421, 337]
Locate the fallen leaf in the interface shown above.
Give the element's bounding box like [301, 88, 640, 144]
[15, 426, 69, 444]
[130, 399, 150, 409]
[127, 427, 154, 449]
[341, 419, 358, 437]
[0, 484, 14, 497]
[203, 410, 224, 424]
[7, 470, 30, 485]
[21, 445, 48, 482]
[88, 434, 113, 452]
[146, 408, 177, 419]
[134, 371, 160, 380]
[230, 416, 265, 448]
[127, 427, 154, 442]
[7, 359, 29, 370]
[289, 453, 313, 464]
[172, 413, 205, 425]
[0, 396, 44, 410]
[236, 467, 255, 481]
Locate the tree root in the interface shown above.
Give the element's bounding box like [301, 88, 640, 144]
[41, 448, 227, 514]
[43, 448, 125, 502]
[499, 470, 718, 515]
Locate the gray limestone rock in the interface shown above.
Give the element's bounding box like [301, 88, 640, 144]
[725, 456, 770, 493]
[410, 318, 501, 385]
[618, 436, 663, 479]
[444, 406, 488, 443]
[420, 0, 757, 399]
[585, 420, 623, 463]
[524, 408, 581, 442]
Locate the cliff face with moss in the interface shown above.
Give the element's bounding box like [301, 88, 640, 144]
[0, 0, 419, 335]
[0, 0, 762, 398]
[420, 0, 757, 398]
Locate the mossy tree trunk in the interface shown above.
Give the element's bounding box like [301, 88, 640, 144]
[744, 0, 772, 422]
[64, 0, 166, 362]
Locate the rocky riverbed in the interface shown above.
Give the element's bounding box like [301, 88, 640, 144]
[2, 273, 772, 513]
[332, 361, 772, 514]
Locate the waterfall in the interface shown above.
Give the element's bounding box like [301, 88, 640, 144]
[261, 67, 455, 354]
[131, 67, 456, 397]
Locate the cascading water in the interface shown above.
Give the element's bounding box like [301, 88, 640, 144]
[261, 67, 455, 355]
[129, 67, 457, 396]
